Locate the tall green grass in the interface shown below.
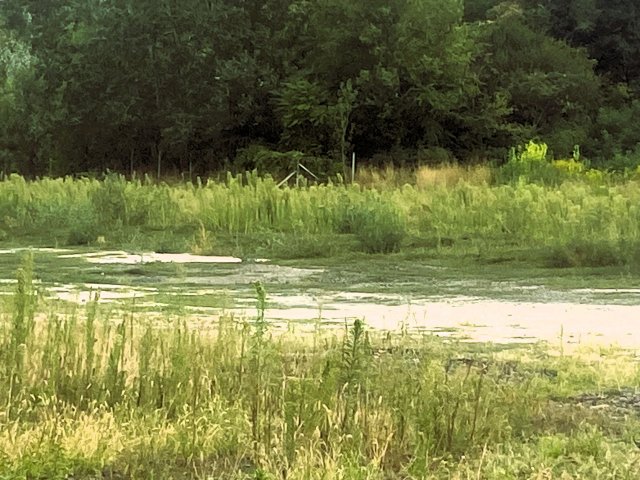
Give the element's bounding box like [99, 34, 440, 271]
[2, 170, 640, 264]
[1, 259, 640, 478]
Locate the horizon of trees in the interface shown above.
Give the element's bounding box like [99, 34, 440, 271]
[0, 0, 639, 177]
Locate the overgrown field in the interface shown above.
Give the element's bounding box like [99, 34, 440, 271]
[2, 259, 640, 479]
[2, 157, 640, 268]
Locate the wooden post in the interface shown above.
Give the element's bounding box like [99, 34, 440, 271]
[351, 152, 356, 183]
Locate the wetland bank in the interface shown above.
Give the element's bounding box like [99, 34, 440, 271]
[2, 167, 640, 479]
[4, 0, 640, 474]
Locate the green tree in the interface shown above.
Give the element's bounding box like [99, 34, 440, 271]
[519, 0, 640, 92]
[0, 0, 633, 174]
[475, 6, 601, 156]
[0, 13, 68, 176]
[275, 0, 486, 160]
[0, 0, 291, 175]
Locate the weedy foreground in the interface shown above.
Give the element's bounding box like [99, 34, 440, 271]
[1, 258, 640, 479]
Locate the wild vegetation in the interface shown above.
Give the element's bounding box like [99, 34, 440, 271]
[2, 143, 640, 268]
[2, 259, 640, 479]
[2, 1, 640, 477]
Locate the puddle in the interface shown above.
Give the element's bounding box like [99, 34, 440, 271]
[220, 292, 640, 347]
[0, 247, 71, 254]
[59, 251, 244, 264]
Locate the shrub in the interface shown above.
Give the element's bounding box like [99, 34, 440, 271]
[349, 198, 407, 253]
[90, 173, 128, 224]
[496, 141, 608, 186]
[66, 205, 101, 245]
[546, 238, 624, 268]
[611, 145, 640, 175]
[496, 141, 567, 185]
[551, 158, 584, 176]
[590, 100, 640, 162]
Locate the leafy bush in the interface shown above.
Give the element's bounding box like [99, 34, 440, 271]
[609, 145, 640, 175]
[546, 238, 624, 268]
[590, 100, 640, 163]
[495, 141, 601, 185]
[551, 158, 584, 176]
[90, 173, 128, 224]
[66, 204, 101, 245]
[349, 198, 407, 253]
[496, 141, 561, 184]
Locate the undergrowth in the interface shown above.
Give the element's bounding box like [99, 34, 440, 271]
[2, 167, 640, 266]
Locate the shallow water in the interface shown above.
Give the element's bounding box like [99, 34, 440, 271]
[58, 251, 244, 264]
[255, 292, 640, 347]
[48, 283, 158, 303]
[0, 247, 71, 254]
[3, 248, 640, 347]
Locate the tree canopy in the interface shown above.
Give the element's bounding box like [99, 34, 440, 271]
[0, 0, 638, 176]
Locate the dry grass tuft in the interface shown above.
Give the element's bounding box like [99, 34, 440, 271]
[355, 165, 415, 189]
[415, 164, 492, 188]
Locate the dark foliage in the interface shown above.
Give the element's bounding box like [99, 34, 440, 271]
[0, 0, 637, 176]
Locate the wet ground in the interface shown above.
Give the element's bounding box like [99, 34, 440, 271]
[2, 247, 640, 347]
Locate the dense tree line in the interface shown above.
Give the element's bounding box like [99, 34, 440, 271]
[0, 0, 638, 176]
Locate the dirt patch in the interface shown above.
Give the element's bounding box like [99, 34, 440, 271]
[567, 388, 640, 414]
